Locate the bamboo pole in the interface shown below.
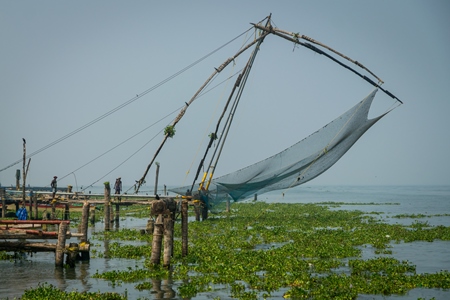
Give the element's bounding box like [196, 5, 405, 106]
[154, 162, 160, 196]
[181, 200, 188, 257]
[150, 214, 164, 265]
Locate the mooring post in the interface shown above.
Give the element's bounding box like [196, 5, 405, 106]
[115, 203, 120, 223]
[55, 221, 68, 267]
[194, 201, 200, 221]
[64, 203, 70, 220]
[201, 203, 208, 221]
[163, 213, 173, 268]
[181, 200, 188, 257]
[80, 201, 90, 261]
[33, 193, 38, 220]
[1, 188, 5, 219]
[150, 214, 164, 265]
[89, 208, 95, 224]
[51, 201, 56, 220]
[104, 182, 111, 231]
[28, 191, 33, 220]
[146, 219, 154, 234]
[80, 201, 89, 243]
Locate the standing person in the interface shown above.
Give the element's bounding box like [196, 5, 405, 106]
[51, 176, 57, 199]
[114, 177, 122, 201]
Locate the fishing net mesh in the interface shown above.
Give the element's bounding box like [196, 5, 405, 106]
[171, 89, 387, 211]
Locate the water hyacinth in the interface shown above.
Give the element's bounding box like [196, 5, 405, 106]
[18, 201, 450, 299]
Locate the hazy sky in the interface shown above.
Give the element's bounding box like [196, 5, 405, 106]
[1, 1, 449, 193]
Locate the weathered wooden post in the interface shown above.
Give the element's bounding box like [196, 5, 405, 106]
[67, 185, 73, 199]
[1, 188, 5, 219]
[181, 200, 188, 257]
[163, 213, 173, 268]
[55, 221, 68, 267]
[28, 191, 33, 220]
[51, 201, 56, 220]
[104, 182, 111, 231]
[33, 193, 38, 220]
[64, 203, 70, 220]
[201, 203, 208, 221]
[146, 219, 154, 234]
[115, 203, 120, 223]
[194, 201, 200, 221]
[15, 169, 20, 191]
[80, 201, 90, 261]
[150, 214, 164, 265]
[80, 201, 89, 243]
[150, 198, 177, 266]
[154, 162, 160, 196]
[110, 204, 114, 226]
[89, 208, 96, 224]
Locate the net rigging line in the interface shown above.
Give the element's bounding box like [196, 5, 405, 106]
[75, 69, 247, 193]
[0, 27, 254, 174]
[56, 105, 183, 185]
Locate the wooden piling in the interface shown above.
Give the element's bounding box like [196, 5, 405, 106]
[80, 202, 89, 243]
[181, 200, 188, 257]
[115, 203, 120, 223]
[55, 221, 68, 267]
[51, 201, 56, 220]
[64, 203, 70, 220]
[89, 208, 95, 224]
[194, 201, 200, 221]
[80, 201, 90, 260]
[104, 182, 111, 231]
[201, 203, 208, 221]
[163, 213, 173, 268]
[33, 193, 38, 220]
[150, 214, 164, 265]
[1, 188, 5, 218]
[146, 219, 154, 234]
[110, 204, 114, 224]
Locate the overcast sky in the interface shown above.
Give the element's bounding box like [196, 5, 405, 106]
[1, 1, 449, 193]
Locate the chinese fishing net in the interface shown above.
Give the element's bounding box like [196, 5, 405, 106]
[171, 89, 389, 211]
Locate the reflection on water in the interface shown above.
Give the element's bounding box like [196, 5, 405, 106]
[1, 186, 449, 299]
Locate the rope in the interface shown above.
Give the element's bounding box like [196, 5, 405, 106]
[0, 27, 255, 174]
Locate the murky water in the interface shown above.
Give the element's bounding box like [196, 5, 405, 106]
[1, 185, 449, 299]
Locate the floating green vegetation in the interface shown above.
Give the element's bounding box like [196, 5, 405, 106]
[23, 202, 450, 299]
[20, 282, 126, 299]
[318, 201, 400, 206]
[393, 213, 450, 218]
[0, 251, 15, 260]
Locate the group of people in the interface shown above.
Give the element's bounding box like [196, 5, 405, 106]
[49, 176, 123, 199]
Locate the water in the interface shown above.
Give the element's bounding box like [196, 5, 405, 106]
[0, 185, 449, 299]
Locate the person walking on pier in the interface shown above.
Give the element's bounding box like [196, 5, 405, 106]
[51, 176, 57, 199]
[114, 177, 122, 201]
